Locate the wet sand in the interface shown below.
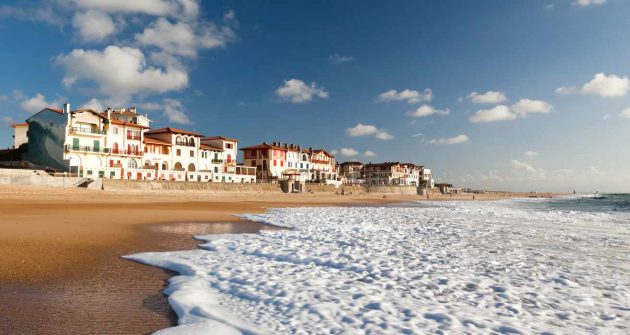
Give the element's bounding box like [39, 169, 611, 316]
[0, 185, 539, 334]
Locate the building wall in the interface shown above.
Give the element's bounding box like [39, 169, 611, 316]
[12, 125, 28, 148]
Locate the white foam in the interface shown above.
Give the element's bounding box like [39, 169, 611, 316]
[127, 200, 630, 334]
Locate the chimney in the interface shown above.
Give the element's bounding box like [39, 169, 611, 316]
[62, 102, 70, 115]
[130, 107, 137, 114]
[107, 108, 112, 120]
[262, 141, 267, 145]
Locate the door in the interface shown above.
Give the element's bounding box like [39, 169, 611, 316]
[93, 140, 100, 152]
[72, 138, 79, 150]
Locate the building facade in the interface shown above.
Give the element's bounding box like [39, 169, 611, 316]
[363, 162, 421, 186]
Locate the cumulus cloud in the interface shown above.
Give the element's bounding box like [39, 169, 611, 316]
[20, 93, 63, 114]
[376, 89, 432, 104]
[339, 148, 360, 157]
[407, 104, 449, 118]
[510, 159, 546, 179]
[620, 107, 630, 119]
[72, 10, 117, 42]
[162, 98, 191, 124]
[135, 16, 236, 58]
[79, 98, 104, 111]
[55, 46, 188, 104]
[68, 0, 200, 17]
[573, 0, 606, 7]
[345, 123, 394, 140]
[275, 79, 329, 103]
[329, 54, 354, 64]
[469, 99, 553, 123]
[469, 105, 515, 123]
[556, 73, 629, 97]
[524, 150, 539, 157]
[426, 134, 469, 145]
[467, 91, 507, 104]
[364, 150, 376, 157]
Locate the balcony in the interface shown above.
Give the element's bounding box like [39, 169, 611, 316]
[111, 148, 143, 156]
[211, 159, 224, 164]
[65, 144, 110, 154]
[126, 135, 142, 141]
[70, 127, 106, 136]
[225, 159, 237, 164]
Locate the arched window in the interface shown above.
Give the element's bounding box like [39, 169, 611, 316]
[189, 138, 195, 146]
[162, 162, 168, 170]
[187, 163, 196, 172]
[302, 154, 308, 161]
[174, 162, 183, 170]
[144, 160, 152, 167]
[176, 136, 182, 146]
[128, 159, 137, 168]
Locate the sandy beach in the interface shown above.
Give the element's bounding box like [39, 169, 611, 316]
[0, 185, 538, 334]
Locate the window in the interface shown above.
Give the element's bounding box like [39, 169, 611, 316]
[113, 127, 118, 135]
[214, 152, 218, 160]
[214, 167, 218, 173]
[190, 150, 194, 157]
[72, 138, 79, 149]
[280, 160, 284, 167]
[273, 160, 277, 166]
[226, 143, 233, 149]
[128, 160, 138, 168]
[176, 149, 181, 156]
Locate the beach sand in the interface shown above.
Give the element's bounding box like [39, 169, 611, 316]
[0, 185, 540, 334]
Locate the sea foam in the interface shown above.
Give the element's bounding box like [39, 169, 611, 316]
[126, 200, 630, 334]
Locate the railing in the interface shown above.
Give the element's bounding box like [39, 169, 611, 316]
[65, 145, 110, 153]
[211, 159, 223, 164]
[225, 159, 236, 164]
[126, 135, 142, 141]
[111, 148, 143, 156]
[311, 159, 330, 164]
[175, 141, 195, 147]
[70, 127, 106, 135]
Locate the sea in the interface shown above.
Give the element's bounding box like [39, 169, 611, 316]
[126, 195, 630, 335]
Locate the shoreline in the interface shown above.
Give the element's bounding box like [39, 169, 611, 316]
[0, 184, 551, 334]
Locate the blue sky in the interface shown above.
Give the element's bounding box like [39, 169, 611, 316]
[1, 0, 629, 192]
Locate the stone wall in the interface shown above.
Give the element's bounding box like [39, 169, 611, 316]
[101, 179, 282, 193]
[0, 168, 85, 188]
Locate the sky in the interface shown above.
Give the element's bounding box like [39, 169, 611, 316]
[0, 0, 629, 192]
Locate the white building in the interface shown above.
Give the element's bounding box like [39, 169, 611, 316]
[10, 123, 28, 149]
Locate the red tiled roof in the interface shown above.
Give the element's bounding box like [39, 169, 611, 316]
[203, 136, 239, 142]
[145, 127, 203, 137]
[240, 143, 287, 151]
[144, 136, 172, 146]
[10, 123, 28, 128]
[109, 119, 150, 129]
[200, 144, 223, 151]
[46, 107, 64, 115]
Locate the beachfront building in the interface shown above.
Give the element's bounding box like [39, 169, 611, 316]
[11, 103, 255, 183]
[420, 167, 435, 188]
[241, 142, 289, 181]
[306, 148, 337, 183]
[10, 123, 28, 149]
[363, 162, 421, 186]
[339, 161, 364, 184]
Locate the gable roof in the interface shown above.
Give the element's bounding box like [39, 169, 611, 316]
[200, 144, 223, 151]
[109, 119, 150, 129]
[144, 136, 172, 146]
[145, 127, 203, 137]
[203, 136, 239, 142]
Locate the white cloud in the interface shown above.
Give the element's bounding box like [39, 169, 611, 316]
[620, 107, 630, 119]
[510, 159, 546, 179]
[376, 89, 432, 104]
[135, 17, 236, 58]
[339, 148, 360, 157]
[407, 104, 449, 118]
[1, 116, 15, 124]
[573, 0, 607, 7]
[556, 73, 629, 97]
[426, 134, 469, 145]
[79, 98, 104, 111]
[69, 0, 200, 17]
[411, 132, 424, 138]
[138, 102, 162, 110]
[364, 150, 376, 157]
[329, 54, 354, 64]
[330, 149, 339, 155]
[467, 91, 507, 104]
[469, 105, 516, 123]
[524, 150, 539, 157]
[72, 10, 117, 42]
[469, 99, 553, 123]
[162, 98, 191, 124]
[274, 79, 328, 103]
[20, 93, 63, 114]
[56, 46, 188, 104]
[510, 99, 554, 116]
[345, 123, 394, 140]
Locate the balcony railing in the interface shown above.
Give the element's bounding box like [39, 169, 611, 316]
[111, 148, 142, 156]
[225, 159, 236, 164]
[70, 127, 106, 135]
[211, 159, 224, 164]
[65, 144, 110, 154]
[175, 141, 195, 147]
[126, 135, 142, 141]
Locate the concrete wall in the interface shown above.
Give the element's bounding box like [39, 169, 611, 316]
[0, 168, 86, 188]
[365, 185, 419, 195]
